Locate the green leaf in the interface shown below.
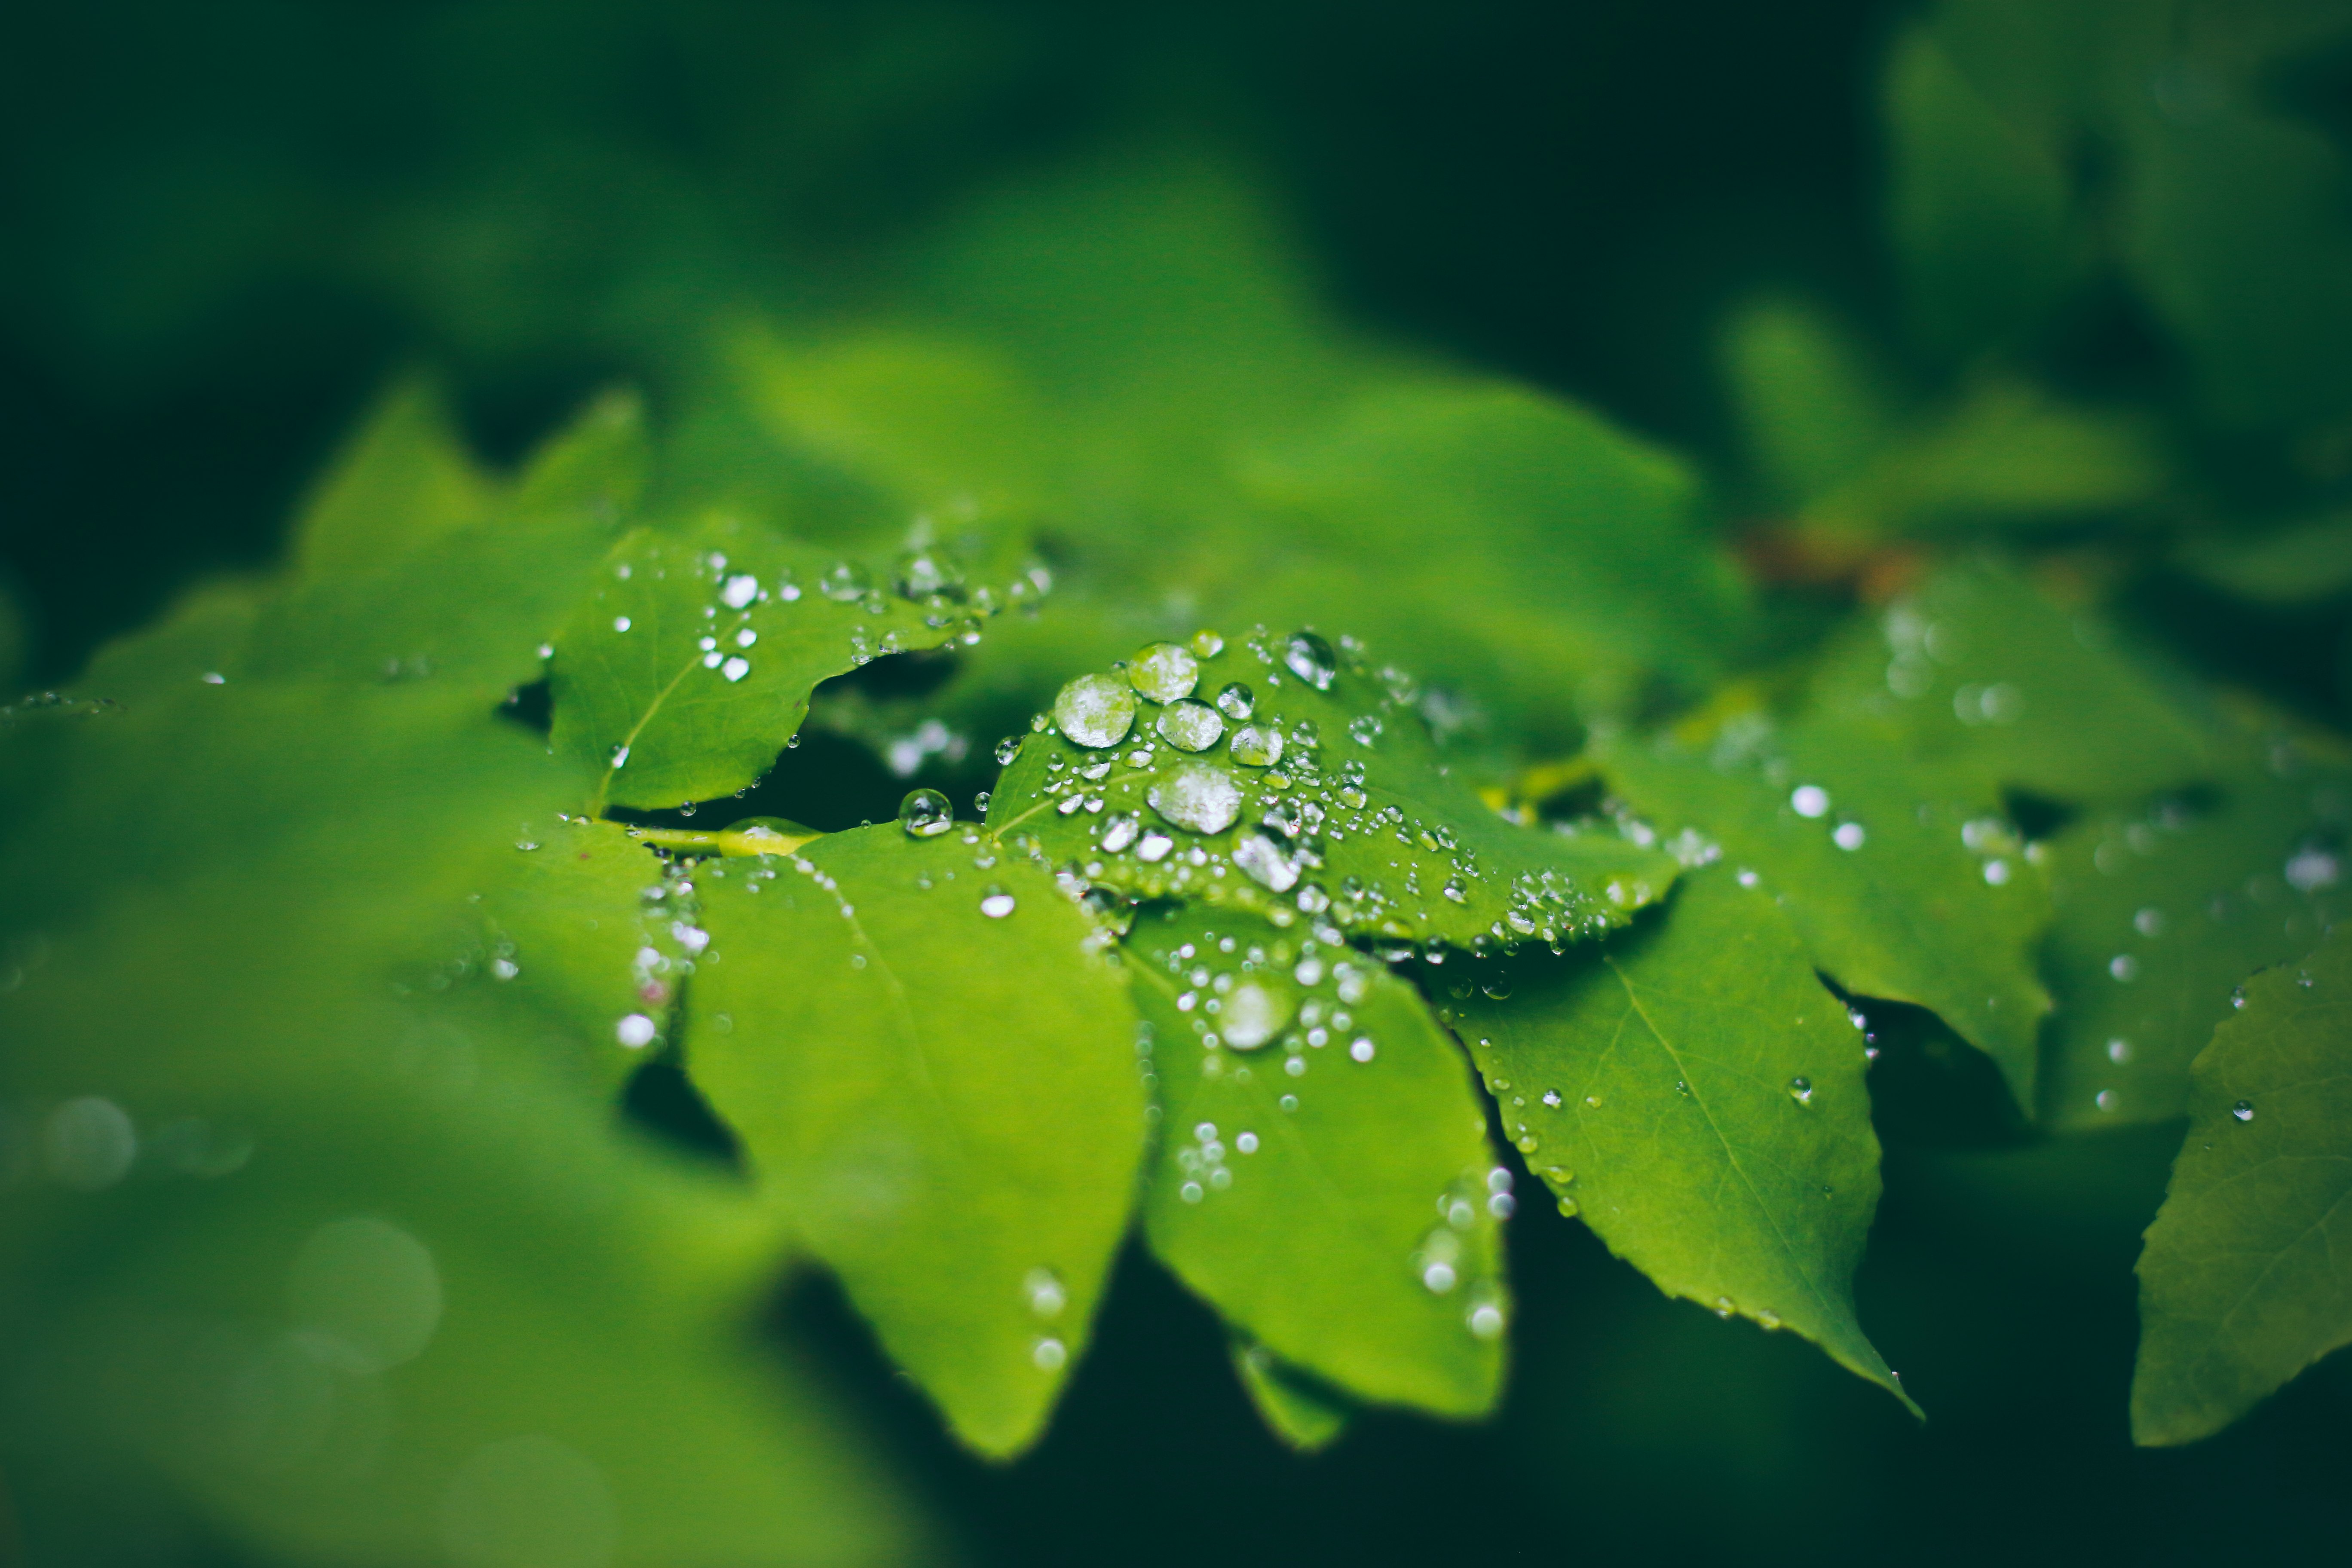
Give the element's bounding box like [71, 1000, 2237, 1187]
[2132, 924, 2352, 1445]
[1440, 868, 1914, 1410]
[1233, 380, 1751, 729]
[986, 632, 1679, 951]
[1804, 380, 2167, 540]
[0, 679, 924, 1564]
[0, 569, 25, 693]
[1601, 710, 2051, 1107]
[2039, 727, 2350, 1128]
[1127, 904, 1507, 1416]
[2177, 513, 2352, 606]
[1883, 26, 2079, 361]
[1811, 557, 2209, 802]
[1720, 296, 1901, 510]
[684, 826, 1147, 1456]
[511, 386, 652, 521]
[464, 817, 691, 1097]
[291, 373, 496, 579]
[551, 518, 1028, 812]
[1231, 1340, 1353, 1452]
[75, 576, 264, 701]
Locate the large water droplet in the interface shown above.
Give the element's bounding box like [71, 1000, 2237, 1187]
[1228, 724, 1285, 768]
[1128, 643, 1200, 704]
[1052, 674, 1137, 749]
[899, 789, 954, 838]
[1283, 631, 1338, 690]
[1148, 762, 1242, 834]
[1233, 832, 1301, 892]
[1221, 982, 1294, 1050]
[1155, 700, 1224, 752]
[819, 562, 873, 603]
[1215, 683, 1255, 721]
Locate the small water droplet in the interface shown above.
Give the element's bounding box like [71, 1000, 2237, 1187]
[2232, 1099, 2255, 1121]
[1032, 1337, 1067, 1371]
[1833, 821, 1866, 851]
[1228, 724, 1284, 768]
[616, 1014, 658, 1049]
[1788, 1077, 1813, 1105]
[1467, 1303, 1505, 1338]
[819, 562, 874, 602]
[720, 573, 760, 609]
[2107, 1037, 2132, 1063]
[1024, 1268, 1067, 1319]
[1349, 1037, 1375, 1063]
[1222, 983, 1293, 1050]
[2095, 1089, 2118, 1111]
[1791, 784, 1830, 818]
[2110, 954, 2141, 983]
[612, 615, 632, 633]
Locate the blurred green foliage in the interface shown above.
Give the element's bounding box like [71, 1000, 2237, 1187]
[10, 1, 2352, 1565]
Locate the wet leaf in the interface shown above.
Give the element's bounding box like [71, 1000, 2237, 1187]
[551, 518, 1023, 812]
[986, 631, 1678, 952]
[1812, 557, 2209, 803]
[685, 827, 1146, 1457]
[2133, 924, 2352, 1445]
[1443, 869, 1914, 1410]
[1602, 713, 2051, 1108]
[1127, 905, 1506, 1418]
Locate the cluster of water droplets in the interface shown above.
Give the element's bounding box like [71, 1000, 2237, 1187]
[1408, 1168, 1511, 1338]
[1017, 629, 1622, 957]
[1145, 923, 1384, 1103]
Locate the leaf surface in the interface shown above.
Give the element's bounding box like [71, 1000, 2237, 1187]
[1231, 1340, 1352, 1452]
[987, 632, 1678, 951]
[686, 826, 1147, 1456]
[1444, 869, 1913, 1409]
[551, 518, 1021, 811]
[290, 373, 495, 579]
[1602, 714, 2051, 1106]
[2133, 924, 2352, 1445]
[2040, 732, 2349, 1127]
[1127, 905, 1507, 1417]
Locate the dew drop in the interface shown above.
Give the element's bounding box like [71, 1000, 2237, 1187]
[1788, 1077, 1813, 1106]
[819, 562, 873, 603]
[899, 789, 955, 838]
[1215, 683, 1256, 721]
[1129, 643, 1200, 704]
[1791, 784, 1830, 818]
[1283, 631, 1339, 690]
[720, 656, 751, 682]
[980, 888, 1017, 919]
[1155, 700, 1224, 752]
[1833, 822, 1866, 851]
[720, 573, 760, 609]
[1228, 724, 1285, 768]
[1349, 1037, 1376, 1063]
[2232, 1099, 2255, 1121]
[616, 1014, 658, 1049]
[1221, 983, 1293, 1050]
[1032, 1337, 1067, 1371]
[1053, 674, 1138, 748]
[1147, 762, 1242, 834]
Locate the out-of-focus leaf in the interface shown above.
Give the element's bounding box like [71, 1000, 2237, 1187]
[1812, 557, 2209, 801]
[1883, 26, 2079, 361]
[2132, 924, 2352, 1445]
[0, 571, 26, 693]
[1805, 380, 2166, 540]
[1231, 1340, 1352, 1452]
[1443, 870, 1914, 1410]
[76, 576, 264, 701]
[1721, 297, 1900, 510]
[0, 681, 925, 1565]
[511, 385, 653, 522]
[686, 827, 1146, 1457]
[2178, 513, 2352, 604]
[987, 633, 1678, 952]
[1602, 713, 2051, 1106]
[551, 518, 1026, 812]
[1235, 381, 1750, 726]
[291, 374, 496, 580]
[2040, 727, 2351, 1128]
[1127, 905, 1506, 1417]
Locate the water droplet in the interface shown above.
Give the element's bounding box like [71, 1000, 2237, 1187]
[1788, 1077, 1813, 1105]
[980, 888, 1017, 919]
[720, 573, 760, 609]
[2285, 847, 2340, 891]
[1984, 858, 2012, 885]
[1283, 631, 1339, 690]
[43, 1097, 137, 1191]
[1422, 1262, 1458, 1293]
[1467, 1303, 1505, 1338]
[1233, 833, 1301, 892]
[720, 656, 751, 682]
[1279, 1093, 1299, 1112]
[2134, 906, 2166, 937]
[2232, 1099, 2255, 1121]
[1215, 682, 1255, 720]
[994, 735, 1023, 766]
[1180, 1180, 1204, 1203]
[1155, 700, 1224, 751]
[1221, 983, 1294, 1050]
[1833, 822, 1866, 851]
[1128, 642, 1200, 703]
[2095, 1089, 2118, 1111]
[1228, 724, 1285, 768]
[616, 1014, 658, 1049]
[1032, 1337, 1067, 1371]
[1024, 1268, 1066, 1319]
[1053, 674, 1138, 748]
[1541, 1090, 1562, 1108]
[899, 789, 954, 838]
[2110, 954, 2140, 983]
[611, 616, 632, 633]
[2107, 1037, 2132, 1063]
[819, 562, 873, 602]
[609, 744, 631, 768]
[1147, 762, 1242, 833]
[1790, 784, 1830, 819]
[1236, 1131, 1259, 1155]
[1137, 831, 1175, 862]
[1349, 1037, 1376, 1063]
[199, 670, 227, 685]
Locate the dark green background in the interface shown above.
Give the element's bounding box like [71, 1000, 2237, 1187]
[7, 3, 2348, 1563]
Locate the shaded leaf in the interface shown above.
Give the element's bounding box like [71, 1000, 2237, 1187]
[986, 631, 1678, 951]
[1812, 557, 2209, 802]
[1127, 904, 1506, 1416]
[1442, 869, 1914, 1409]
[2040, 729, 2351, 1127]
[1602, 711, 2051, 1106]
[2133, 924, 2352, 1445]
[512, 386, 652, 521]
[1720, 296, 1900, 510]
[2177, 513, 2352, 606]
[686, 827, 1146, 1456]
[1231, 1340, 1352, 1452]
